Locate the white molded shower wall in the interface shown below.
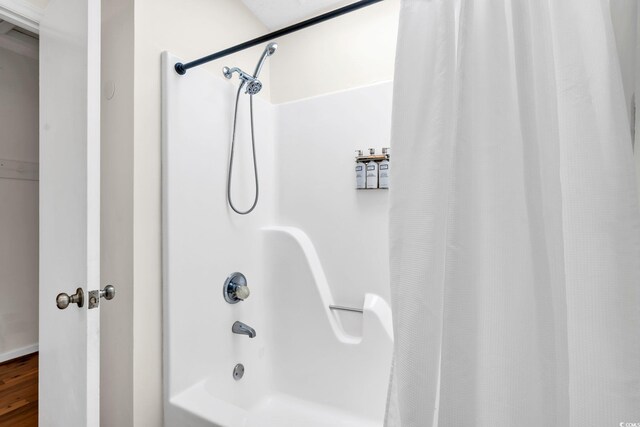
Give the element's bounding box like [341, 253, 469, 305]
[163, 51, 393, 426]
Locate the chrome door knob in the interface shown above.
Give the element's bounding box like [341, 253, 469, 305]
[56, 288, 84, 309]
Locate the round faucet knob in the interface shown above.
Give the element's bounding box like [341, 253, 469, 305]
[235, 285, 250, 300]
[223, 272, 250, 304]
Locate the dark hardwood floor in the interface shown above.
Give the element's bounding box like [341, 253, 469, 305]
[0, 352, 38, 426]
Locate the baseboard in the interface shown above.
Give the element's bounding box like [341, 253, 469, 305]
[0, 343, 38, 364]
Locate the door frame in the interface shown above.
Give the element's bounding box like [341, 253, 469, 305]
[0, 0, 42, 34]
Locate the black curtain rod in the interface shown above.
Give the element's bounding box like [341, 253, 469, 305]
[174, 0, 385, 75]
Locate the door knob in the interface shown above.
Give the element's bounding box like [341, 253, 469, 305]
[100, 285, 116, 300]
[56, 288, 84, 309]
[89, 285, 116, 309]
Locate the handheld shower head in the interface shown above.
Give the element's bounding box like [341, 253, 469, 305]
[265, 42, 278, 56]
[253, 42, 278, 78]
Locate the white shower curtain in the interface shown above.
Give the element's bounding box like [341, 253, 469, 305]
[386, 1, 640, 426]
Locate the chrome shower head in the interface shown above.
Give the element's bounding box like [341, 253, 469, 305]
[221, 66, 264, 95]
[222, 43, 278, 96]
[245, 80, 263, 95]
[253, 42, 278, 79]
[265, 42, 278, 56]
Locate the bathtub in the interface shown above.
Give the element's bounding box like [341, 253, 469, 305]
[164, 227, 393, 427]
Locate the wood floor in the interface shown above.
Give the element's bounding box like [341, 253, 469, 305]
[0, 353, 38, 426]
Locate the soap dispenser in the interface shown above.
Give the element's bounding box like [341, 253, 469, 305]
[379, 147, 390, 189]
[355, 150, 366, 189]
[366, 148, 379, 189]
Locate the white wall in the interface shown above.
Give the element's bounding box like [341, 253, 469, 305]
[269, 0, 400, 104]
[20, 0, 48, 9]
[0, 45, 39, 362]
[101, 0, 134, 425]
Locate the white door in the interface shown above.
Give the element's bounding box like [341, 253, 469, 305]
[39, 0, 101, 425]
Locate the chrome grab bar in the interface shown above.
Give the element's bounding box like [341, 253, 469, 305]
[329, 305, 363, 314]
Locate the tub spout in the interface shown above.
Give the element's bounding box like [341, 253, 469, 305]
[232, 321, 256, 338]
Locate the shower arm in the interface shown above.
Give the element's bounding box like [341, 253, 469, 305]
[223, 67, 252, 82]
[174, 0, 384, 75]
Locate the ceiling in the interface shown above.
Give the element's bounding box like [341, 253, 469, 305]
[240, 0, 353, 30]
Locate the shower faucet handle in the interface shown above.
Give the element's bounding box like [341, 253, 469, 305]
[223, 272, 250, 304]
[235, 284, 250, 300]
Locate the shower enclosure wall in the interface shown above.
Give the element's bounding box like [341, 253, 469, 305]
[162, 52, 394, 426]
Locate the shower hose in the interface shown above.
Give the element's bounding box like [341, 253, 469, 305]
[227, 83, 259, 215]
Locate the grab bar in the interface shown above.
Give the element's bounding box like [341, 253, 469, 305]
[329, 305, 363, 314]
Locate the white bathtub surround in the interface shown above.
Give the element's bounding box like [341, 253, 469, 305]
[387, 1, 640, 427]
[163, 52, 393, 426]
